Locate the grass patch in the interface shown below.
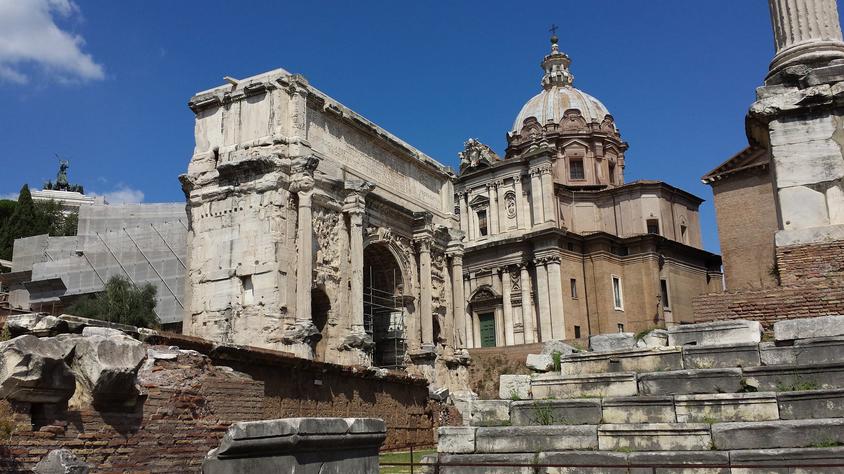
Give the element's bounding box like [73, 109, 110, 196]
[776, 377, 820, 392]
[551, 351, 562, 372]
[379, 448, 436, 473]
[810, 438, 842, 448]
[0, 400, 15, 442]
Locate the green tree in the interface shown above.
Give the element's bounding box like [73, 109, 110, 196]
[0, 185, 41, 260]
[67, 275, 159, 329]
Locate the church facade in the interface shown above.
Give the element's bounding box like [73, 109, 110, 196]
[180, 36, 721, 385]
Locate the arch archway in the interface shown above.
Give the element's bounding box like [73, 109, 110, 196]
[363, 243, 407, 368]
[311, 288, 330, 362]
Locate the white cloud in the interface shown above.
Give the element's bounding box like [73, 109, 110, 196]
[0, 192, 19, 201]
[91, 185, 145, 204]
[0, 0, 105, 84]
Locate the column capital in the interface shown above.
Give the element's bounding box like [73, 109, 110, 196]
[513, 174, 523, 183]
[290, 156, 319, 194]
[414, 235, 433, 253]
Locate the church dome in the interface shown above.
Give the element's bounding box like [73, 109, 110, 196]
[510, 35, 612, 133]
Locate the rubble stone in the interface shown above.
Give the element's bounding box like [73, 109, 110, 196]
[589, 333, 636, 352]
[69, 332, 147, 404]
[6, 313, 68, 337]
[0, 335, 75, 403]
[774, 315, 844, 341]
[499, 374, 530, 400]
[33, 449, 90, 474]
[667, 320, 762, 347]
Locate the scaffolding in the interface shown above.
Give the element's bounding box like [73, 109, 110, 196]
[363, 266, 406, 369]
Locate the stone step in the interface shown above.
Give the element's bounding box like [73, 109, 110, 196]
[530, 372, 638, 399]
[778, 388, 844, 420]
[743, 362, 844, 391]
[601, 396, 676, 424]
[510, 399, 601, 426]
[682, 342, 761, 369]
[761, 337, 844, 366]
[674, 392, 780, 423]
[667, 319, 762, 347]
[559, 347, 683, 375]
[597, 423, 712, 451]
[433, 448, 844, 473]
[712, 418, 844, 450]
[638, 368, 744, 395]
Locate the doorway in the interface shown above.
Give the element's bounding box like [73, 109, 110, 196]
[479, 312, 496, 348]
[363, 243, 406, 368]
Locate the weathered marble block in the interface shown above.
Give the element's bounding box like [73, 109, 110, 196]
[743, 363, 844, 391]
[682, 343, 760, 369]
[438, 426, 476, 454]
[668, 320, 762, 347]
[589, 333, 637, 352]
[728, 447, 844, 474]
[627, 451, 729, 474]
[674, 393, 779, 423]
[510, 399, 601, 426]
[712, 418, 844, 450]
[601, 396, 676, 424]
[638, 368, 743, 395]
[475, 425, 597, 453]
[531, 372, 638, 399]
[202, 418, 386, 474]
[777, 389, 844, 420]
[597, 423, 712, 451]
[526, 353, 554, 372]
[538, 451, 629, 474]
[458, 400, 511, 427]
[774, 315, 844, 342]
[436, 453, 535, 474]
[560, 347, 682, 375]
[499, 374, 531, 400]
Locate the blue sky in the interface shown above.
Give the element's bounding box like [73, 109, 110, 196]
[0, 1, 790, 252]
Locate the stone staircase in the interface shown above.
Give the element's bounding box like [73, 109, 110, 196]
[437, 316, 844, 473]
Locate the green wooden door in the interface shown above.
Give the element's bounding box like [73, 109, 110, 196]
[479, 313, 496, 347]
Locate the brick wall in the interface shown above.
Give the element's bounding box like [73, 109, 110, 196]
[692, 285, 844, 327]
[776, 240, 844, 286]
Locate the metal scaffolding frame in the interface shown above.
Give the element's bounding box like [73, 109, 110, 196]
[363, 265, 406, 369]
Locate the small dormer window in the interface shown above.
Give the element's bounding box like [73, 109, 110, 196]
[647, 219, 660, 235]
[570, 159, 585, 180]
[478, 209, 488, 236]
[609, 162, 616, 184]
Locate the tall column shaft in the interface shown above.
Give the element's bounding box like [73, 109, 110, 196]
[450, 253, 466, 348]
[496, 181, 508, 232]
[501, 267, 514, 346]
[768, 0, 844, 75]
[546, 257, 566, 340]
[459, 192, 469, 235]
[418, 238, 434, 349]
[530, 169, 544, 225]
[467, 193, 476, 240]
[347, 210, 365, 333]
[540, 166, 555, 224]
[488, 184, 499, 235]
[535, 259, 552, 341]
[464, 277, 475, 348]
[520, 264, 536, 344]
[514, 176, 526, 230]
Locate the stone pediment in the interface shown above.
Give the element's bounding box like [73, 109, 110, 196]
[468, 194, 490, 207]
[701, 146, 769, 184]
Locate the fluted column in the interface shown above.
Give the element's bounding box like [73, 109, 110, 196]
[534, 258, 552, 341]
[530, 168, 544, 225]
[448, 241, 466, 348]
[343, 182, 373, 337]
[417, 236, 434, 350]
[464, 276, 474, 348]
[768, 0, 844, 76]
[488, 183, 499, 235]
[501, 267, 514, 346]
[520, 263, 536, 344]
[546, 256, 566, 340]
[540, 165, 555, 224]
[514, 176, 526, 230]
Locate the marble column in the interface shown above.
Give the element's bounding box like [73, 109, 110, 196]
[540, 165, 555, 224]
[496, 180, 508, 232]
[514, 176, 526, 230]
[534, 258, 552, 341]
[467, 193, 476, 241]
[530, 168, 544, 225]
[290, 158, 319, 328]
[501, 267, 514, 346]
[488, 183, 499, 235]
[520, 263, 536, 344]
[767, 0, 844, 76]
[417, 236, 434, 350]
[459, 192, 469, 236]
[343, 183, 373, 337]
[546, 256, 566, 340]
[464, 276, 475, 348]
[448, 243, 466, 348]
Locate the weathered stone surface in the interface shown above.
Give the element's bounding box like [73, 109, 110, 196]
[743, 363, 844, 391]
[712, 418, 844, 450]
[598, 423, 712, 451]
[793, 336, 844, 365]
[627, 451, 729, 474]
[7, 313, 68, 337]
[636, 329, 669, 348]
[674, 393, 779, 423]
[459, 400, 510, 427]
[560, 347, 682, 375]
[537, 451, 628, 474]
[589, 333, 636, 352]
[759, 342, 797, 366]
[510, 399, 601, 426]
[436, 453, 536, 474]
[541, 340, 578, 356]
[728, 447, 844, 474]
[69, 332, 146, 404]
[774, 315, 844, 341]
[668, 320, 762, 347]
[682, 343, 761, 369]
[499, 374, 530, 400]
[531, 372, 638, 399]
[438, 426, 476, 454]
[638, 368, 743, 395]
[0, 335, 75, 403]
[204, 417, 386, 474]
[601, 396, 676, 424]
[475, 425, 597, 453]
[58, 314, 139, 337]
[80, 327, 126, 338]
[34, 449, 90, 474]
[526, 354, 554, 372]
[778, 389, 844, 420]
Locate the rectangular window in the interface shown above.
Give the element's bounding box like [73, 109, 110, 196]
[477, 209, 488, 236]
[570, 278, 578, 299]
[241, 275, 254, 305]
[570, 159, 585, 180]
[612, 275, 624, 310]
[660, 279, 670, 309]
[647, 219, 660, 235]
[617, 323, 625, 333]
[680, 224, 688, 244]
[609, 162, 616, 184]
[567, 242, 575, 251]
[574, 325, 581, 339]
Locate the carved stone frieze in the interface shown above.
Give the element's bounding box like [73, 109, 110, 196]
[313, 207, 343, 285]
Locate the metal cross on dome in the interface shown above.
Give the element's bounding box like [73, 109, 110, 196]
[549, 24, 558, 36]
